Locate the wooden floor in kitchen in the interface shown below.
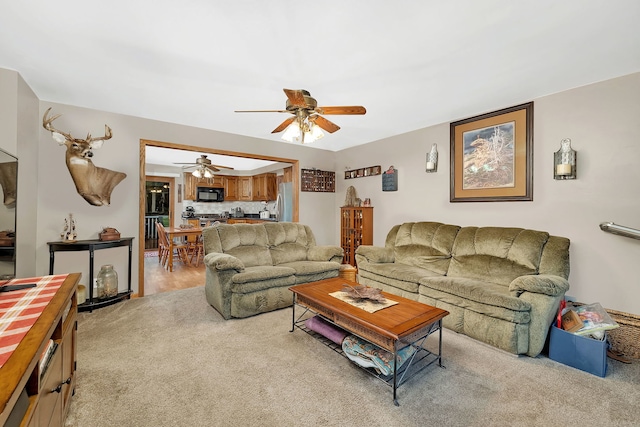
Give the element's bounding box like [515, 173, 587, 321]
[143, 250, 205, 296]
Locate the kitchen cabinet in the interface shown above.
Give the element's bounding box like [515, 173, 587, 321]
[0, 274, 80, 427]
[251, 173, 277, 201]
[238, 177, 252, 201]
[224, 176, 238, 201]
[340, 206, 373, 266]
[227, 218, 269, 224]
[183, 173, 224, 201]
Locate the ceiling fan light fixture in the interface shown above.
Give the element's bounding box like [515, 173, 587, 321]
[281, 122, 301, 142]
[305, 123, 324, 143]
[192, 169, 203, 178]
[281, 120, 324, 144]
[203, 168, 214, 178]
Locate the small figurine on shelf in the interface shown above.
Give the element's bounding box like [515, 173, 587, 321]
[61, 213, 77, 242]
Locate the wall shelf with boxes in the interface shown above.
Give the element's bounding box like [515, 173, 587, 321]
[301, 169, 335, 192]
[344, 165, 381, 180]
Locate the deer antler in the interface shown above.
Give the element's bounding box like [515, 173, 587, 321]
[43, 107, 112, 143]
[85, 125, 112, 143]
[42, 107, 73, 140]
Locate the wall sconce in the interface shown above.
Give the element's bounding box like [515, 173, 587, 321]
[554, 138, 576, 180]
[426, 143, 438, 173]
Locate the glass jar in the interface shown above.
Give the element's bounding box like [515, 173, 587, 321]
[96, 264, 118, 298]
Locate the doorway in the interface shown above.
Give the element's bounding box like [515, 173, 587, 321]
[138, 139, 300, 297]
[144, 176, 175, 250]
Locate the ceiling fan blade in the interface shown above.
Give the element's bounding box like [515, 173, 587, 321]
[210, 164, 234, 170]
[272, 116, 296, 134]
[283, 89, 307, 108]
[312, 115, 340, 133]
[235, 109, 290, 113]
[315, 106, 366, 115]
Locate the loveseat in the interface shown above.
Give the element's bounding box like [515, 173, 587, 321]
[355, 222, 570, 357]
[202, 222, 343, 319]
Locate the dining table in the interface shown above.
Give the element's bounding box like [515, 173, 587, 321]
[164, 226, 203, 271]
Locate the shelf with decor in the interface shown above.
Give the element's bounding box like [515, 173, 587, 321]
[344, 165, 381, 180]
[301, 169, 335, 192]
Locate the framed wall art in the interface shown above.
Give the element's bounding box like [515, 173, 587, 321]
[450, 102, 533, 202]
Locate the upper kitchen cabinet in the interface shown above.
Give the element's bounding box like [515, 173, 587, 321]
[224, 176, 238, 201]
[183, 173, 224, 200]
[252, 173, 277, 201]
[238, 177, 252, 201]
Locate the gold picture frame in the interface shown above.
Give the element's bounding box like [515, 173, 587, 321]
[450, 102, 533, 202]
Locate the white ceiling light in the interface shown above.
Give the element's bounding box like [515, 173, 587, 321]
[281, 119, 324, 144]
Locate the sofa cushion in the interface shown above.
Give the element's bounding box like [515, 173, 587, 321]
[264, 223, 313, 264]
[231, 266, 296, 293]
[217, 224, 272, 267]
[419, 276, 531, 313]
[358, 262, 441, 294]
[393, 222, 460, 275]
[447, 227, 549, 285]
[280, 260, 341, 284]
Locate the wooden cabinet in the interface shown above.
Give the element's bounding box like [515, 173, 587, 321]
[227, 218, 268, 224]
[340, 207, 373, 266]
[183, 173, 224, 201]
[0, 273, 80, 427]
[251, 173, 277, 201]
[238, 177, 252, 201]
[223, 176, 238, 201]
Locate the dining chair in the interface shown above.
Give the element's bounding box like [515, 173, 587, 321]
[158, 222, 189, 270]
[189, 221, 220, 267]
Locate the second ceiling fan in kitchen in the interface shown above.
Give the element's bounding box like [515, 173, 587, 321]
[173, 154, 234, 178]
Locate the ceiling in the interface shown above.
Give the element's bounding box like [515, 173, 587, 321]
[2, 1, 639, 152]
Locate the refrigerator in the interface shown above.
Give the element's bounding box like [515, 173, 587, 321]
[276, 182, 293, 222]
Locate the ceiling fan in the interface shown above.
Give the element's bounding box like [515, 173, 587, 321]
[235, 89, 366, 144]
[173, 154, 233, 178]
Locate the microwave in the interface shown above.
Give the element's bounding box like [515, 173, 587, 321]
[196, 187, 224, 202]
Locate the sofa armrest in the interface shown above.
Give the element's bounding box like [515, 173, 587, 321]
[203, 252, 245, 272]
[307, 245, 344, 263]
[355, 245, 395, 263]
[509, 274, 569, 297]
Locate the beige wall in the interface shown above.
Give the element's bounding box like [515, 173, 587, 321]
[2, 67, 639, 314]
[34, 101, 337, 292]
[0, 69, 39, 276]
[336, 72, 640, 314]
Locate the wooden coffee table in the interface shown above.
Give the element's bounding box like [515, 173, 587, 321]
[289, 277, 449, 405]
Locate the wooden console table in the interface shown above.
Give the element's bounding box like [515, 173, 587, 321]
[0, 273, 80, 427]
[48, 238, 134, 312]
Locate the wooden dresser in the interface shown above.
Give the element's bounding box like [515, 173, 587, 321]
[0, 273, 80, 427]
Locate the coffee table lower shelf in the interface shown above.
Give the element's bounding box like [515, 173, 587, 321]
[290, 304, 445, 405]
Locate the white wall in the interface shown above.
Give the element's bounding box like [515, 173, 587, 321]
[336, 72, 640, 314]
[34, 101, 338, 292]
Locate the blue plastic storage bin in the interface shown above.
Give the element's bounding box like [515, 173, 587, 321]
[548, 325, 607, 377]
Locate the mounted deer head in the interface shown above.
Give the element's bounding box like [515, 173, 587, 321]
[43, 108, 127, 206]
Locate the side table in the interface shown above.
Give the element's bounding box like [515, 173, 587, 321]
[47, 238, 134, 312]
[339, 264, 357, 282]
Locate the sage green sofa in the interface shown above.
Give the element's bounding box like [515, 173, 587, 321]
[202, 222, 343, 319]
[355, 222, 570, 357]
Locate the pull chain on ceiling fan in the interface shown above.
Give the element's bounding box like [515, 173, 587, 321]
[235, 89, 366, 144]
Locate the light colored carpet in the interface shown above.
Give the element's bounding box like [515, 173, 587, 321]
[65, 286, 640, 427]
